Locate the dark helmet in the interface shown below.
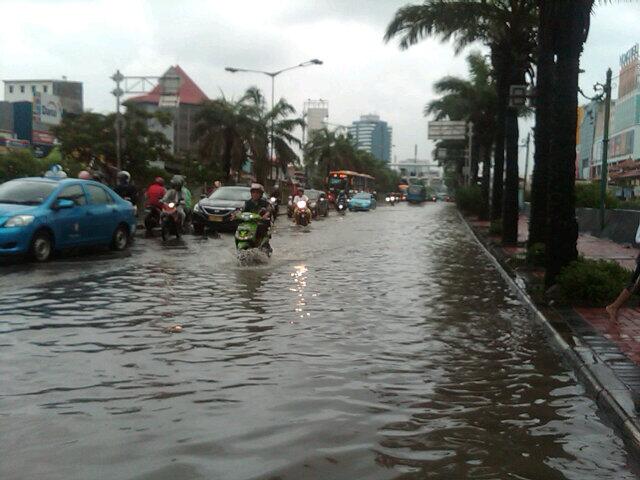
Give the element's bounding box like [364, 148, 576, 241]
[170, 175, 184, 189]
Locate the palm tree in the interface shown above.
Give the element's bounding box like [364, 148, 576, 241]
[192, 97, 256, 184]
[240, 87, 304, 185]
[385, 0, 537, 243]
[425, 51, 497, 218]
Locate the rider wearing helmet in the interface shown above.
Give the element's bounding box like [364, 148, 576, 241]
[114, 170, 139, 206]
[146, 176, 166, 209]
[243, 183, 272, 249]
[78, 170, 92, 180]
[161, 175, 186, 226]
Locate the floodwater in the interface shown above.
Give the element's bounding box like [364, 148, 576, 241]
[0, 203, 637, 479]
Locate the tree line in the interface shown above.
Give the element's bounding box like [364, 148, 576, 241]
[385, 0, 609, 286]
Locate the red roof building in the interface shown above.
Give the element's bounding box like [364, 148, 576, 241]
[127, 65, 209, 106]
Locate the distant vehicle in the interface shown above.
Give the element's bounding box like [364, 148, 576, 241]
[327, 170, 376, 199]
[406, 183, 427, 203]
[0, 177, 136, 262]
[192, 186, 259, 233]
[436, 192, 453, 202]
[348, 192, 377, 211]
[398, 178, 409, 201]
[306, 189, 329, 218]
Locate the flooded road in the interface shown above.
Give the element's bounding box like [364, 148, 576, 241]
[1, 203, 637, 479]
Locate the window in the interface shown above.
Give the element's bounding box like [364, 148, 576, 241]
[31, 85, 36, 94]
[43, 85, 48, 93]
[8, 86, 13, 94]
[20, 85, 25, 93]
[86, 185, 114, 205]
[57, 185, 86, 206]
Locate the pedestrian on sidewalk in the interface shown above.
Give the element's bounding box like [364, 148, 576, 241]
[606, 223, 640, 322]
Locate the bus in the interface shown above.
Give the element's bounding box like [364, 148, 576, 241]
[406, 178, 427, 203]
[327, 170, 376, 199]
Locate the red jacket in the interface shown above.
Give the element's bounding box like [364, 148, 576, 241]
[146, 183, 166, 208]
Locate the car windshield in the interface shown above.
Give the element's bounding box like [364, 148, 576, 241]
[306, 191, 320, 200]
[0, 180, 57, 205]
[353, 193, 370, 199]
[208, 187, 251, 201]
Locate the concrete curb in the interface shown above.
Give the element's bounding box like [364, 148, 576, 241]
[459, 212, 640, 455]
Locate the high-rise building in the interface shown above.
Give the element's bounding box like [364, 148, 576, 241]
[348, 114, 392, 162]
[304, 99, 328, 139]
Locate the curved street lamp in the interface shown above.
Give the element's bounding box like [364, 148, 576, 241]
[225, 59, 323, 165]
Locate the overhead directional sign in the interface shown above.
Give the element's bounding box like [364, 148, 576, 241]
[428, 121, 467, 140]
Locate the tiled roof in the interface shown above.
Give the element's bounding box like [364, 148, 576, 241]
[126, 65, 208, 106]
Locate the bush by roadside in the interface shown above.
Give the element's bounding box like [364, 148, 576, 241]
[575, 182, 619, 209]
[556, 257, 630, 307]
[455, 185, 483, 216]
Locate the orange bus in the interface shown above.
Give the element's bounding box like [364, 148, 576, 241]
[327, 170, 375, 199]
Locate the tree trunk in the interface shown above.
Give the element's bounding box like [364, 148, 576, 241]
[528, 0, 554, 249]
[480, 139, 492, 220]
[502, 69, 524, 245]
[545, 1, 586, 286]
[491, 49, 508, 222]
[470, 134, 481, 185]
[222, 131, 233, 184]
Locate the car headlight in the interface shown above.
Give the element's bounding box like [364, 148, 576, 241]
[4, 215, 35, 227]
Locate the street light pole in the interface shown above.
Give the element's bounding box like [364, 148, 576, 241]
[225, 59, 323, 178]
[600, 68, 613, 231]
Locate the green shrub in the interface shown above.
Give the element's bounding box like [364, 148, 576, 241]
[556, 257, 630, 307]
[0, 150, 47, 183]
[489, 220, 502, 236]
[526, 242, 545, 266]
[455, 185, 483, 216]
[575, 182, 619, 209]
[618, 198, 640, 211]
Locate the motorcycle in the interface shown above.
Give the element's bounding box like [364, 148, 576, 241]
[160, 202, 182, 241]
[235, 211, 272, 256]
[270, 196, 279, 221]
[144, 204, 161, 233]
[385, 195, 397, 206]
[294, 200, 311, 226]
[336, 198, 347, 215]
[287, 196, 294, 218]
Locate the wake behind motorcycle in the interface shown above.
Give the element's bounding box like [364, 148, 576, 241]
[161, 202, 182, 241]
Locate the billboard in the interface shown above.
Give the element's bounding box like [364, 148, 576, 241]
[32, 130, 55, 145]
[33, 92, 63, 125]
[428, 121, 467, 140]
[619, 44, 639, 98]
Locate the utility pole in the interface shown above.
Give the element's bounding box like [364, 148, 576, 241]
[522, 132, 531, 201]
[466, 122, 474, 186]
[600, 68, 613, 231]
[111, 70, 124, 171]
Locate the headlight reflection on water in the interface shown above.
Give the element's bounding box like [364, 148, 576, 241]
[290, 264, 311, 322]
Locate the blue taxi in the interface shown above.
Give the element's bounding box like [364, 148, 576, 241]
[0, 176, 137, 262]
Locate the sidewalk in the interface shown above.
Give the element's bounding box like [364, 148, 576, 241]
[468, 214, 640, 392]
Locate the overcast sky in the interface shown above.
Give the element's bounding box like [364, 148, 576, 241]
[1, 0, 638, 170]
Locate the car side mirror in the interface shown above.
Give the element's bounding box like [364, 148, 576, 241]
[53, 198, 75, 210]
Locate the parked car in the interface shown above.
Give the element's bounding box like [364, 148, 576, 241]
[306, 189, 329, 218]
[0, 177, 136, 262]
[348, 192, 377, 211]
[192, 186, 269, 234]
[436, 192, 452, 202]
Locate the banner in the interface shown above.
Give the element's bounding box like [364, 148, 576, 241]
[33, 92, 62, 125]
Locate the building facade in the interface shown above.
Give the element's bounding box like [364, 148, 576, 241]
[1, 78, 83, 156]
[578, 43, 640, 193]
[348, 114, 392, 163]
[127, 66, 208, 168]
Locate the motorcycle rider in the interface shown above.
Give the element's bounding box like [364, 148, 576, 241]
[114, 171, 138, 206]
[336, 189, 347, 207]
[161, 175, 186, 227]
[293, 187, 311, 221]
[146, 177, 166, 209]
[241, 183, 272, 251]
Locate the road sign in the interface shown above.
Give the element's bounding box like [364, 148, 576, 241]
[509, 85, 528, 107]
[436, 147, 466, 160]
[428, 121, 467, 140]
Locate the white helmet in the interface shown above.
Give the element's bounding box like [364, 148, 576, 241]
[250, 183, 264, 192]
